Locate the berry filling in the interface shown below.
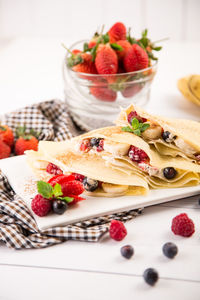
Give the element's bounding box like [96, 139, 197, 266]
[46, 163, 63, 175]
[128, 145, 149, 163]
[80, 138, 104, 152]
[127, 111, 147, 124]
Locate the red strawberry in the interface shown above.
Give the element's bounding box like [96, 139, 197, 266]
[48, 174, 76, 186]
[68, 195, 85, 205]
[108, 22, 126, 43]
[72, 49, 81, 55]
[88, 39, 97, 49]
[124, 44, 149, 72]
[61, 180, 84, 196]
[121, 83, 142, 98]
[0, 140, 11, 159]
[115, 40, 131, 60]
[0, 125, 14, 147]
[90, 85, 117, 102]
[73, 53, 97, 74]
[15, 136, 38, 155]
[95, 44, 118, 75]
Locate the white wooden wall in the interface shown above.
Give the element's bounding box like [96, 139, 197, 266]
[0, 0, 199, 41]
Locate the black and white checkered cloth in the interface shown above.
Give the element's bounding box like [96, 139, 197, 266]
[0, 100, 143, 249]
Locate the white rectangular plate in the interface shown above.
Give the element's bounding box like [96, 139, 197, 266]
[0, 155, 200, 231]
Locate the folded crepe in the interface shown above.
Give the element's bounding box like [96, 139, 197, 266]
[115, 104, 200, 164]
[71, 126, 200, 189]
[26, 140, 149, 197]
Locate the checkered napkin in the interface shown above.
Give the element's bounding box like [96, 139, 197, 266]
[0, 100, 143, 249]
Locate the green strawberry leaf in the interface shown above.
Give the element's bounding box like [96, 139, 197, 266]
[67, 54, 83, 68]
[148, 52, 158, 60]
[110, 43, 123, 51]
[121, 126, 134, 133]
[53, 183, 63, 198]
[37, 181, 54, 199]
[152, 46, 162, 51]
[102, 33, 109, 43]
[0, 126, 6, 131]
[131, 118, 139, 130]
[83, 42, 89, 52]
[142, 28, 148, 38]
[57, 196, 74, 203]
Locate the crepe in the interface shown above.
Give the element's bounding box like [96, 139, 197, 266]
[26, 140, 149, 197]
[115, 104, 200, 163]
[71, 126, 200, 189]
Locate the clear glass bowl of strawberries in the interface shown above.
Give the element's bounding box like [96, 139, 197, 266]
[63, 22, 161, 130]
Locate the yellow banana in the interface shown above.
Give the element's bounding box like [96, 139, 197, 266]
[177, 75, 200, 107]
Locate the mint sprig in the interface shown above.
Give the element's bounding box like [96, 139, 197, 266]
[37, 181, 74, 202]
[121, 118, 150, 136]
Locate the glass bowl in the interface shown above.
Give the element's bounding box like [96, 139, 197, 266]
[63, 40, 158, 130]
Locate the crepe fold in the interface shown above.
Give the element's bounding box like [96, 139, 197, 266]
[71, 126, 200, 189]
[26, 140, 149, 197]
[115, 104, 200, 163]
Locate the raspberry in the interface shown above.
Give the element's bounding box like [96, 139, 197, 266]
[127, 111, 147, 124]
[171, 213, 195, 237]
[80, 139, 91, 152]
[72, 173, 85, 182]
[109, 220, 127, 241]
[46, 163, 63, 175]
[61, 180, 85, 196]
[31, 194, 52, 217]
[128, 145, 149, 163]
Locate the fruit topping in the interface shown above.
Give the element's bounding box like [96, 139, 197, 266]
[31, 194, 52, 217]
[61, 180, 84, 196]
[171, 213, 195, 237]
[141, 124, 163, 140]
[72, 173, 85, 182]
[102, 183, 128, 194]
[120, 245, 134, 259]
[163, 167, 177, 179]
[127, 111, 147, 124]
[46, 163, 63, 175]
[52, 199, 68, 215]
[143, 268, 159, 286]
[83, 177, 99, 192]
[80, 139, 91, 152]
[128, 145, 149, 163]
[162, 131, 177, 143]
[96, 139, 104, 152]
[122, 117, 150, 136]
[162, 242, 178, 259]
[90, 137, 102, 147]
[48, 174, 75, 186]
[109, 219, 127, 241]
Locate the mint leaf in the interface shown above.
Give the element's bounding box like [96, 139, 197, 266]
[110, 43, 123, 51]
[131, 118, 139, 130]
[133, 129, 141, 136]
[141, 123, 150, 132]
[37, 181, 54, 199]
[121, 126, 133, 133]
[53, 183, 63, 198]
[57, 196, 74, 203]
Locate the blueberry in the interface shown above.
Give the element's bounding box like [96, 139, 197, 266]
[143, 268, 159, 286]
[163, 167, 177, 179]
[52, 200, 68, 215]
[162, 131, 177, 142]
[162, 242, 178, 259]
[90, 138, 101, 147]
[83, 177, 99, 192]
[120, 245, 134, 259]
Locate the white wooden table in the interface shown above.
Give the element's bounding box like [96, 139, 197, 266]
[0, 38, 200, 300]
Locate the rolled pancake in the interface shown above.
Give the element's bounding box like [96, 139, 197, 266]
[26, 141, 149, 197]
[115, 104, 200, 161]
[72, 126, 200, 188]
